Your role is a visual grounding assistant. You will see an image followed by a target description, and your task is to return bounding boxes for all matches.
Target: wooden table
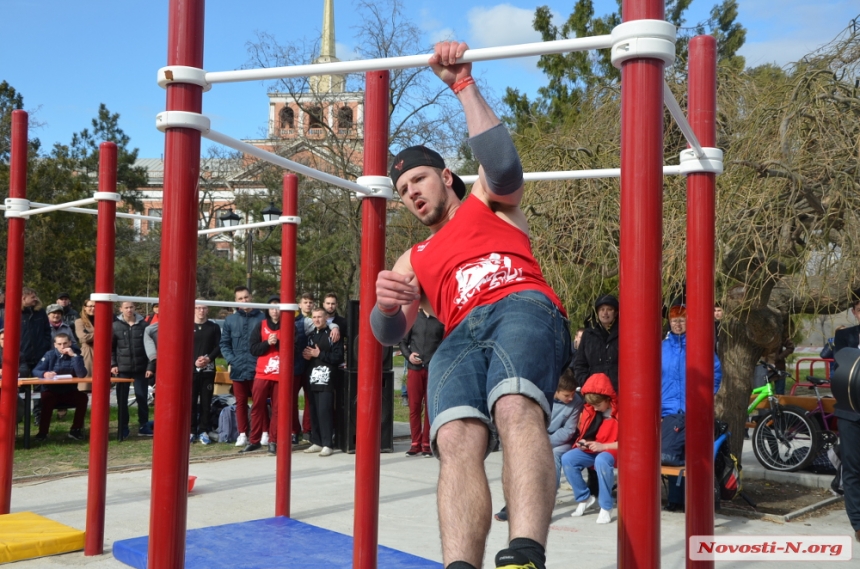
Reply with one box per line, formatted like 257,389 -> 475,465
1,377 -> 132,449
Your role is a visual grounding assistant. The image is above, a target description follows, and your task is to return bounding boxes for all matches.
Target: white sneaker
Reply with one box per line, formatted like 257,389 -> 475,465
304,444 -> 323,454
596,508 -> 612,524
319,446 -> 333,457
261,432 -> 269,445
571,495 -> 597,517
235,433 -> 248,447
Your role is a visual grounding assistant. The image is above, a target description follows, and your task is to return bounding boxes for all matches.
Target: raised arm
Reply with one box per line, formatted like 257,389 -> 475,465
429,41 -> 525,209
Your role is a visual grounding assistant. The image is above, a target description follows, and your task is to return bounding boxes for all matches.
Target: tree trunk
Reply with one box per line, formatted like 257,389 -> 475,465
715,307 -> 782,465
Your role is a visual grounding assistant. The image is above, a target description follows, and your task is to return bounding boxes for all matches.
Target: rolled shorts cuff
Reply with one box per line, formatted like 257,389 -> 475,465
429,405 -> 493,459
487,376 -> 552,426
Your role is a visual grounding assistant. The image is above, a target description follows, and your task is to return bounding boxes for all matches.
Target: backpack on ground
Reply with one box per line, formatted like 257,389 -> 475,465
714,420 -> 742,501
661,412 -> 686,466
209,394 -> 236,433
217,404 -> 238,443
828,443 -> 843,495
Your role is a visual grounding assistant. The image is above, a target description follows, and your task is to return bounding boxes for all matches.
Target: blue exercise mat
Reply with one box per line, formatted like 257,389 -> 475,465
113,516 -> 442,569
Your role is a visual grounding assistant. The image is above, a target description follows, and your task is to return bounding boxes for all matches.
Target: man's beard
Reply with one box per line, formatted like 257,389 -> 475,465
418,196 -> 448,227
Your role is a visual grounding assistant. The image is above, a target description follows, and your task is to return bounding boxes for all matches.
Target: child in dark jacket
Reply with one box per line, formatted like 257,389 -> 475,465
32,332 -> 89,441
561,372 -> 618,524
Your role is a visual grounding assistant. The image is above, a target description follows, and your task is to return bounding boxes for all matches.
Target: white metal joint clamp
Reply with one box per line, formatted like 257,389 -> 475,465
611,20 -> 676,68
279,216 -> 301,225
679,148 -> 724,175
157,66 -> 212,92
156,111 -> 212,134
94,192 -> 121,202
4,197 -> 30,218
278,303 -> 300,312
356,175 -> 395,200
90,293 -> 119,302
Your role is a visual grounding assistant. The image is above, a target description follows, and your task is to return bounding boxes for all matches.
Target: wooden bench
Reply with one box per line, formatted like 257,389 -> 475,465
661,465 -> 685,477
213,371 -> 232,395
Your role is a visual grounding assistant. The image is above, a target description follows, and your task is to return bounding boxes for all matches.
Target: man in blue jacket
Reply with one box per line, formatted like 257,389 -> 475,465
660,305 -> 722,511
220,286 -> 265,447
32,333 -> 89,441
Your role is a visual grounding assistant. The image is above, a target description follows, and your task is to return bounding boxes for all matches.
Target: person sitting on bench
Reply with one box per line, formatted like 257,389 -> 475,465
32,332 -> 89,441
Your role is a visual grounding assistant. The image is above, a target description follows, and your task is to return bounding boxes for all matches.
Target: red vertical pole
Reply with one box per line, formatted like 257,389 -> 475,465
353,70 -> 390,569
618,1 -> 665,568
685,35 -> 717,569
275,173 -> 298,517
0,110 -> 28,514
147,0 -> 205,567
85,143 -> 118,555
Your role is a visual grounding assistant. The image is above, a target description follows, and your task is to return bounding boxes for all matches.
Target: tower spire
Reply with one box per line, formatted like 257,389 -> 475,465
311,0 -> 345,93
320,0 -> 336,59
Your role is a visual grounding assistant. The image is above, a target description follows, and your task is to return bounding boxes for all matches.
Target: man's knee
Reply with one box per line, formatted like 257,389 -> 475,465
494,393 -> 543,425
436,418 -> 488,458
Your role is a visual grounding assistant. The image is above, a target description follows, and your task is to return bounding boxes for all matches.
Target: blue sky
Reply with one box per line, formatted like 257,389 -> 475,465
2,0 -> 857,159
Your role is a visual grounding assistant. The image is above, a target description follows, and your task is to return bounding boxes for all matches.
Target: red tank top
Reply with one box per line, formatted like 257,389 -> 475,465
410,196 -> 565,334
254,319 -> 280,381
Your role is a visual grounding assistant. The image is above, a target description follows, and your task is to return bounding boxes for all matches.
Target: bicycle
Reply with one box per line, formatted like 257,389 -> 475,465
748,361 -> 820,472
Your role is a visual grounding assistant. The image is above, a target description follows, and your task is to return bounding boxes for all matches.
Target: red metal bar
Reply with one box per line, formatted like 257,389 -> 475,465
84,143 -> 118,555
353,70 -> 390,569
147,0 -> 205,567
0,110 -> 28,514
618,1 -> 665,568
275,173 -> 298,517
792,358 -> 832,395
685,34 -> 717,569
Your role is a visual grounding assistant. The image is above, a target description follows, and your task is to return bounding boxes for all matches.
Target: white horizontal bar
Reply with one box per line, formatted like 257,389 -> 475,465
198,218 -> 281,236
206,36 -> 613,84
110,294 -> 298,312
663,82 -> 704,158
17,197 -> 98,217
29,202 -> 163,222
203,129 -> 371,195
458,165 -> 684,184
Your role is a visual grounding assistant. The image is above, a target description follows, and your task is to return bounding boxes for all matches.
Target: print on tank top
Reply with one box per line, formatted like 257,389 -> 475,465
455,252 -> 524,307
263,355 -> 280,375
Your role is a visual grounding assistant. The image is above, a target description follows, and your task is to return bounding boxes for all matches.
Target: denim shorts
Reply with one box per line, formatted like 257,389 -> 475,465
427,290 -> 571,456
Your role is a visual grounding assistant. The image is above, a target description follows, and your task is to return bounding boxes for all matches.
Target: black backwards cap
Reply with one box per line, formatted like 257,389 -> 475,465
389,145 -> 466,200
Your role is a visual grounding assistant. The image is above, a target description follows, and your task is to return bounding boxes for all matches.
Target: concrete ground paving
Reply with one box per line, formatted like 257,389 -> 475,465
8,430 -> 857,568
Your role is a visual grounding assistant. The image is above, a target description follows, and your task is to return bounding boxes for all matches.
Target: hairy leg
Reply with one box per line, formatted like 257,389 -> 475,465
437,418 -> 491,567
495,394 -> 555,545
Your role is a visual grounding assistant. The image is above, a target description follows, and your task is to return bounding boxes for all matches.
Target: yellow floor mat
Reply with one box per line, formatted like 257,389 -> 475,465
0,512 -> 85,563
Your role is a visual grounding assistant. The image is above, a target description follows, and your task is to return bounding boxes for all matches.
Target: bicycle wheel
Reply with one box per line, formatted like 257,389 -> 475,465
752,405 -> 820,472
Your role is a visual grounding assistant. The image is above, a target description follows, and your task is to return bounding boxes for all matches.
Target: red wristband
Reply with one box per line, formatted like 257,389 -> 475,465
451,76 -> 475,95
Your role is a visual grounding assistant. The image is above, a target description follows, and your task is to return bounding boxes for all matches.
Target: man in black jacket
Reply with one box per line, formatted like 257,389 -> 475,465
302,307 -> 344,456
19,287 -> 52,378
190,304 -> 221,445
573,294 -> 619,392
833,293 -> 860,543
399,309 -> 444,456
111,301 -> 150,438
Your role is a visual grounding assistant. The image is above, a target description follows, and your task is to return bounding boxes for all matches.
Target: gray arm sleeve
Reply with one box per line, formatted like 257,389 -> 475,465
370,305 -> 408,347
468,123 -> 524,195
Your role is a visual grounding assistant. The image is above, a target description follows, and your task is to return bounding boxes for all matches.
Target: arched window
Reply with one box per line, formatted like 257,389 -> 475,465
337,107 -> 353,131
279,107 -> 294,129
307,106 -> 324,130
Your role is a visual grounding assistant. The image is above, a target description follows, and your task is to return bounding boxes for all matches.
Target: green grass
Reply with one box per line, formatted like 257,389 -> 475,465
14,383 -> 413,480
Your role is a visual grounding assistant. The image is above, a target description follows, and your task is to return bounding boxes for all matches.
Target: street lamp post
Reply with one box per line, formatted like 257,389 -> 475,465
219,203 -> 282,292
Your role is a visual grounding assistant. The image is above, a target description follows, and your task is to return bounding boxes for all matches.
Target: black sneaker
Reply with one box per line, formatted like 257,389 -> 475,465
291,434 -> 300,445
495,548 -> 539,569
268,443 -> 277,455
68,429 -> 85,441
239,443 -> 262,453
34,433 -> 48,442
